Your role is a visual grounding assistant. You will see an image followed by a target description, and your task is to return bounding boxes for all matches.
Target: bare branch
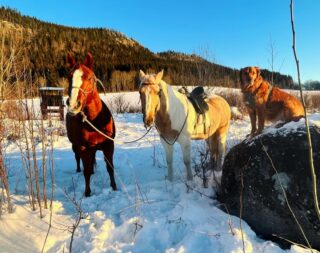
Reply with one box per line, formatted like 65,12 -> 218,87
290,0 -> 320,223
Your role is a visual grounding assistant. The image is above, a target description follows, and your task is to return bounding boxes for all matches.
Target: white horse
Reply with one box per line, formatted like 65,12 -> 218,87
139,70 -> 231,181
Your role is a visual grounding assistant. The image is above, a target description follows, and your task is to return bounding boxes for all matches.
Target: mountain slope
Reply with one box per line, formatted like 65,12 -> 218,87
0,7 -> 295,92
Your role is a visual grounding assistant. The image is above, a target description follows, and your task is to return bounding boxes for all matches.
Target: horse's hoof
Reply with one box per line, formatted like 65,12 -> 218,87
76,169 -> 81,173
111,183 -> 117,191
84,190 -> 91,197
166,175 -> 173,182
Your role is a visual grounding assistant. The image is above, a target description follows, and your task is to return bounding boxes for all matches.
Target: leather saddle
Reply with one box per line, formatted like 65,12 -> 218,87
181,86 -> 209,114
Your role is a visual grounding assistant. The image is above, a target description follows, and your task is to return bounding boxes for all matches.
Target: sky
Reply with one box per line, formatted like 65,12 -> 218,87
1,0 -> 320,83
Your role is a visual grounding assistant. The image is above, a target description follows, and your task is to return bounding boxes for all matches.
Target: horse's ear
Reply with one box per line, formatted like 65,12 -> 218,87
66,54 -> 76,69
155,69 -> 164,84
84,52 -> 94,69
139,70 -> 146,80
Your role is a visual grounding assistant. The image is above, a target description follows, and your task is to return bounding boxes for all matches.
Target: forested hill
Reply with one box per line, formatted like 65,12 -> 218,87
0,7 -> 296,92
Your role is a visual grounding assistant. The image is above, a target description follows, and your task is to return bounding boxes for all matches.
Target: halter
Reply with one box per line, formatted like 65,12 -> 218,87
140,81 -> 189,146
140,81 -> 162,97
68,74 -> 97,112
71,75 -> 96,96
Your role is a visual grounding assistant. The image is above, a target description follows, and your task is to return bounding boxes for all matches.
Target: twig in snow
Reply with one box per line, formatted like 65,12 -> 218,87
272,234 -> 319,253
190,229 -> 220,238
41,131 -> 55,253
239,170 -> 245,253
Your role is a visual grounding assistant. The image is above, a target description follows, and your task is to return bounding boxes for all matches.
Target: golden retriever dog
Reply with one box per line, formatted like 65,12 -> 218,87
239,66 -> 304,136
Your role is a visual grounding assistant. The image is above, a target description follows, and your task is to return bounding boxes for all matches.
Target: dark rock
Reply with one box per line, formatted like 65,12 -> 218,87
218,123 -> 320,250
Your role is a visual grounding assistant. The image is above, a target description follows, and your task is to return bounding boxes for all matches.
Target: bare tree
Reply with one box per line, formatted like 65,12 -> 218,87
0,21 -> 31,214
267,36 -> 285,86
267,36 -> 277,85
290,0 -> 320,222
193,45 -> 216,86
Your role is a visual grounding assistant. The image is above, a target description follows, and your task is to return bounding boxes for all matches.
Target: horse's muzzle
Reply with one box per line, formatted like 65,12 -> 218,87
143,116 -> 154,129
67,100 -> 82,116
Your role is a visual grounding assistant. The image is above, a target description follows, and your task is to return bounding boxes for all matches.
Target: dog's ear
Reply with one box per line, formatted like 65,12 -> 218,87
255,66 -> 261,77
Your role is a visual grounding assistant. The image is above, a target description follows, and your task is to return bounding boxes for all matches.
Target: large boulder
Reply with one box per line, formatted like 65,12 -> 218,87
218,123 -> 320,250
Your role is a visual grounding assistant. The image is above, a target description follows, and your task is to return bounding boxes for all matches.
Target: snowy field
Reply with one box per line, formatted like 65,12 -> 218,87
0,90 -> 319,253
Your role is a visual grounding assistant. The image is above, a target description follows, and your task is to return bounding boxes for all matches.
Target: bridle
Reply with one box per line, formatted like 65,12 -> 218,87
140,81 -> 162,118
140,81 -> 189,146
68,73 -> 97,111
71,75 -> 96,96
140,81 -> 162,96
70,78 -> 154,145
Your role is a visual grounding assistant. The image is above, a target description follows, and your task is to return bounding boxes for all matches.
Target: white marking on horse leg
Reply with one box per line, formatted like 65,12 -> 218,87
180,139 -> 192,181
216,134 -> 227,172
161,139 -> 173,181
69,69 -> 83,110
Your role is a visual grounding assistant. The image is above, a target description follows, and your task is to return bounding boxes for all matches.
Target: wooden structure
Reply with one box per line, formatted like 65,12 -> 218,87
39,87 -> 65,120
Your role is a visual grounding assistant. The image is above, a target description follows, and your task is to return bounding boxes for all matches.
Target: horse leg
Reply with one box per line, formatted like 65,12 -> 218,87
91,151 -> 96,175
179,138 -> 192,181
72,144 -> 81,173
81,150 -> 94,197
161,139 -> 174,181
216,132 -> 227,172
206,135 -> 219,170
103,143 -> 117,191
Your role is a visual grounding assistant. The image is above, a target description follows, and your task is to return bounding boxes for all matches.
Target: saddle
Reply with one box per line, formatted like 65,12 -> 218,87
180,86 -> 209,134
185,86 -> 209,115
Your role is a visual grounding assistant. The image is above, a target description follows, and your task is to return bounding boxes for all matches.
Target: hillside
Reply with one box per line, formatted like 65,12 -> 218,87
0,7 -> 295,92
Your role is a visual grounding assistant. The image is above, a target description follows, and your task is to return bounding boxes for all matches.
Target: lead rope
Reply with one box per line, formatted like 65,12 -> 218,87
79,111 -> 153,144
78,78 -> 153,144
155,97 -> 190,146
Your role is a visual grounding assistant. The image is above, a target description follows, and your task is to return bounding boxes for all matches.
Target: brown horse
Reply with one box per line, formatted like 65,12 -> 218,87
66,52 -> 117,197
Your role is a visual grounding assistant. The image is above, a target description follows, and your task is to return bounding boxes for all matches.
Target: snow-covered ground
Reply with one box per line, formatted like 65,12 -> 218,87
0,91 -> 319,253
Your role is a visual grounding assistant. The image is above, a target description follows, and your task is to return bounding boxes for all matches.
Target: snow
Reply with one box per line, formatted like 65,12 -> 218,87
0,92 -> 319,253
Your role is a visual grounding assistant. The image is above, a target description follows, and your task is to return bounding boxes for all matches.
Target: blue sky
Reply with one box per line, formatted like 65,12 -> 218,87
1,0 -> 320,83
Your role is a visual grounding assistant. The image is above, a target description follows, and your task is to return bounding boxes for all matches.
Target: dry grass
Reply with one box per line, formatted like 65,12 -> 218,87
303,92 -> 320,113
0,100 -> 28,120
213,88 -> 247,116
214,88 -> 320,116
